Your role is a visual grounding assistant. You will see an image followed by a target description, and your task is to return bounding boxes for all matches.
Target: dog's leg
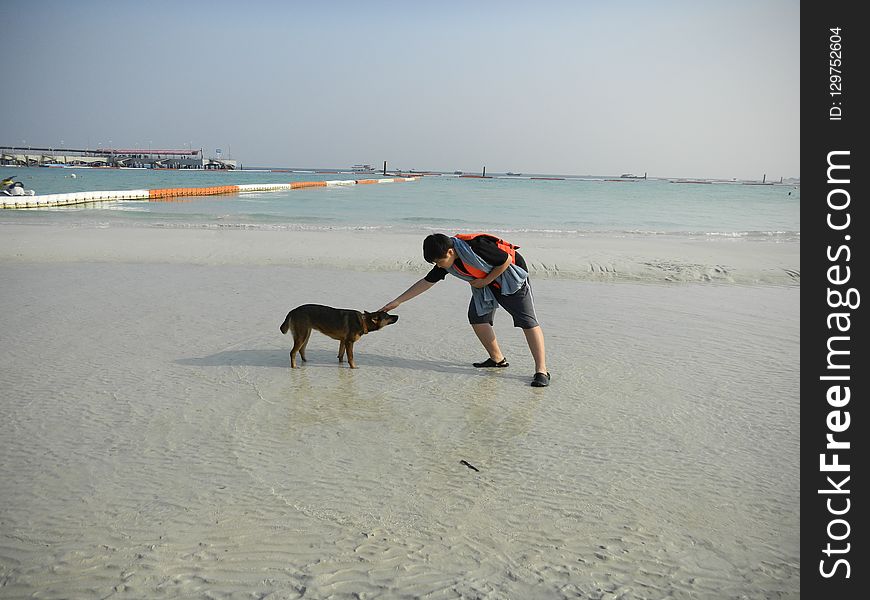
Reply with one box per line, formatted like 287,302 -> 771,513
346,340 -> 356,369
289,340 -> 300,368
337,340 -> 346,363
299,329 -> 311,362
290,329 -> 308,368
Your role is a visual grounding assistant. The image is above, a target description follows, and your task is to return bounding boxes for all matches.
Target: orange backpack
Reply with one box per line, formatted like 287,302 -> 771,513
452,233 -> 520,285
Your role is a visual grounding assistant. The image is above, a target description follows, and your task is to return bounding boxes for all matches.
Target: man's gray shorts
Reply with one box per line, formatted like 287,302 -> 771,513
467,280 -> 540,329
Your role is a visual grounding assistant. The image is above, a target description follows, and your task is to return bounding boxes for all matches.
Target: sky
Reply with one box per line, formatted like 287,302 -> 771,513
2,0 -> 800,180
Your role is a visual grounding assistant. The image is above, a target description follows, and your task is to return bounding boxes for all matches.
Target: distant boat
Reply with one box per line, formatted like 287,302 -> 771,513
505,172 -> 522,176
620,173 -> 641,178
351,164 -> 374,173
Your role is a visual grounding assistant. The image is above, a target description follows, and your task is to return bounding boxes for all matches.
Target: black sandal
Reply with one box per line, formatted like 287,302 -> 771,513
473,357 -> 509,368
531,372 -> 551,387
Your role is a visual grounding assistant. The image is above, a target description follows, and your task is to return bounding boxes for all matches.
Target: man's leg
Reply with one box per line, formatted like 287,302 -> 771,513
522,325 -> 547,374
472,323 -> 506,362
495,281 -> 548,378
469,298 -> 505,364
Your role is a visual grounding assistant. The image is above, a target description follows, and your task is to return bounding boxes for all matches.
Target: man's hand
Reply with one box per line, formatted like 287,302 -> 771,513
469,279 -> 491,289
378,278 -> 435,312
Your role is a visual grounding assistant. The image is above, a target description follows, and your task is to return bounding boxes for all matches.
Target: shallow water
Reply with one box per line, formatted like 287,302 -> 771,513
0,262 -> 799,598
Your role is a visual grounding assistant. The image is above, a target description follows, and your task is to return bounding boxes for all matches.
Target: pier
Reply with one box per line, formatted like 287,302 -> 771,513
0,146 -> 237,170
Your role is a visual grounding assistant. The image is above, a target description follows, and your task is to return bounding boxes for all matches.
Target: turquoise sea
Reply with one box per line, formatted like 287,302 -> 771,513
2,167 -> 800,241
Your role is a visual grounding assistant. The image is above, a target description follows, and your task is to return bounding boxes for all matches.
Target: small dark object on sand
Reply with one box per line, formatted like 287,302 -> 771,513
460,460 -> 480,472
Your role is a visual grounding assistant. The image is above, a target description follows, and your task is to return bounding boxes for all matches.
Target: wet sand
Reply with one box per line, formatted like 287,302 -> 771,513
0,225 -> 799,598
0,223 -> 800,285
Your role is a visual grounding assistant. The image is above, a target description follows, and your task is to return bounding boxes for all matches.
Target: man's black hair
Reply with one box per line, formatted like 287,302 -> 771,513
423,233 -> 453,263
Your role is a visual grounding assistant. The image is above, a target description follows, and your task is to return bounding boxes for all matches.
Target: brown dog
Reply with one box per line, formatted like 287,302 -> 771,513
279,304 -> 399,368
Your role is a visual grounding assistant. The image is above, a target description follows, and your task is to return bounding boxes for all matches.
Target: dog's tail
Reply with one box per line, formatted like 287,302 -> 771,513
279,311 -> 292,335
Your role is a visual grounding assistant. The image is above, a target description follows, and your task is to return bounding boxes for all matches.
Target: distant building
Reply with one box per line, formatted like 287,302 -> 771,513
0,145 -> 237,169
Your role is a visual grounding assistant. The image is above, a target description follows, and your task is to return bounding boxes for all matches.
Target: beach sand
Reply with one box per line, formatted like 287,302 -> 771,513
0,224 -> 800,285
0,225 -> 799,598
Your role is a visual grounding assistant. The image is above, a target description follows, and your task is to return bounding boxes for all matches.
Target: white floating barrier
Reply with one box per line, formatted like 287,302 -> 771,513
2,176 -> 419,209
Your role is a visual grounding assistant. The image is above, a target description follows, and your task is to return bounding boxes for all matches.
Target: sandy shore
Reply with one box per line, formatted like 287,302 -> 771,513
0,224 -> 799,598
0,223 -> 799,285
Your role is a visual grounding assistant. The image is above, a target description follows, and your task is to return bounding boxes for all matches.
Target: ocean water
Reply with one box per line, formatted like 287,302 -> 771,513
3,167 -> 800,240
